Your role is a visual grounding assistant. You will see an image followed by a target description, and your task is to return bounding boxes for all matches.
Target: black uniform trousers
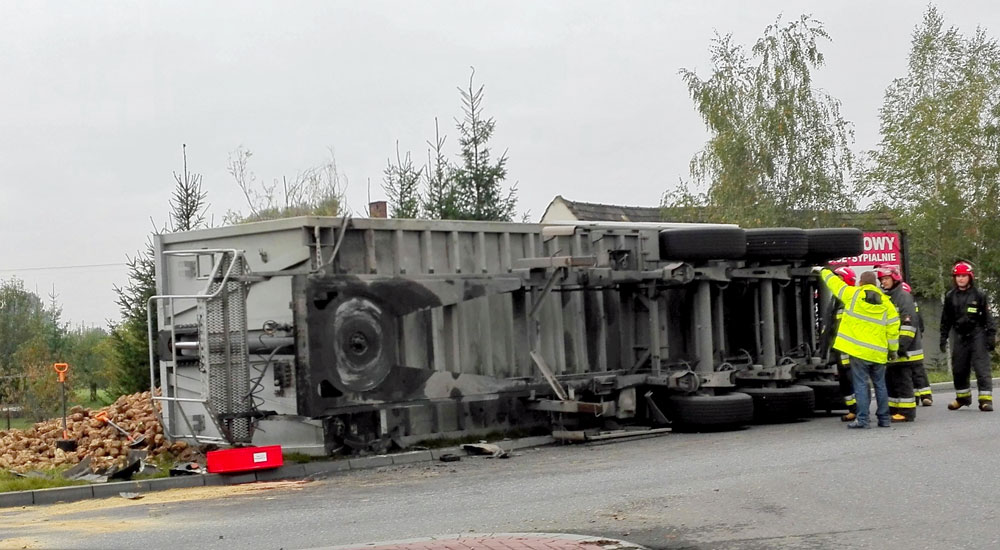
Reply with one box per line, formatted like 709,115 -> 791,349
910,360 -> 932,402
837,356 -> 856,413
951,330 -> 993,404
886,362 -> 916,419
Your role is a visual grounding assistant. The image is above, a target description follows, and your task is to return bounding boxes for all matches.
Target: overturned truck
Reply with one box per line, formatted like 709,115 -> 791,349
148,217 -> 862,454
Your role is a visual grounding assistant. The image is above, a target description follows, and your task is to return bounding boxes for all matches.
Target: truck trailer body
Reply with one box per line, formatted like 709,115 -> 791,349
149,216 -> 862,454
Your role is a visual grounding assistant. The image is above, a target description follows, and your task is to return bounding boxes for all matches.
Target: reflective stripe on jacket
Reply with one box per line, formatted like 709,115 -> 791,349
821,268 -> 900,364
834,309 -> 850,365
886,283 -> 924,363
941,285 -> 997,343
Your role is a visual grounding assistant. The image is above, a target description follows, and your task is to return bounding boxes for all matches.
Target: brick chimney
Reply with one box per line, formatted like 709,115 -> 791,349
369,201 -> 388,218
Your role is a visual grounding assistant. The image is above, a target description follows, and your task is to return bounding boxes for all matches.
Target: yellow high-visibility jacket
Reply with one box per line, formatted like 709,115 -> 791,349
834,305 -> 849,366
820,268 -> 900,364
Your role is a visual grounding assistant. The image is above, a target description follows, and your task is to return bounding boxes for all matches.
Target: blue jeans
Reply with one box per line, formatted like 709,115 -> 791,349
850,356 -> 889,426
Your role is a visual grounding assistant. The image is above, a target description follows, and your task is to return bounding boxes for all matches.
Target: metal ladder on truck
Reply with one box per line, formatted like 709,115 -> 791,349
147,249 -> 255,446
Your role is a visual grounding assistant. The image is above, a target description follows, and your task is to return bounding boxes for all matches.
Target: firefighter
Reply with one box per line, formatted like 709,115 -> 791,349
817,268 -> 900,429
877,266 -> 921,421
831,267 -> 858,421
901,281 -> 933,405
940,261 -> 996,411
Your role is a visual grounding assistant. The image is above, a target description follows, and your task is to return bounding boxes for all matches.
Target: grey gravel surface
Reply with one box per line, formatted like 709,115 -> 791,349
1,388 -> 997,550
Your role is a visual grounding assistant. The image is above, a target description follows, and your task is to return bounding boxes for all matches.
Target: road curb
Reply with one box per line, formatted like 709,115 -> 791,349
0,435 -> 555,509
3,380 -> 995,509
318,532 -> 648,549
928,377 -> 1000,394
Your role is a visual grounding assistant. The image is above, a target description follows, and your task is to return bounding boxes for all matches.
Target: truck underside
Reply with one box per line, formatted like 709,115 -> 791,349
149,217 -> 861,455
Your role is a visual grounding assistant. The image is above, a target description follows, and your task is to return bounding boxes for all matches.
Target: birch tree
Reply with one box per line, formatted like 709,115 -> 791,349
665,15 -> 856,227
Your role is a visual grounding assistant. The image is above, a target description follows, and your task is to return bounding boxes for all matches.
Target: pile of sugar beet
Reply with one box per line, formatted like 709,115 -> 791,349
0,391 -> 198,476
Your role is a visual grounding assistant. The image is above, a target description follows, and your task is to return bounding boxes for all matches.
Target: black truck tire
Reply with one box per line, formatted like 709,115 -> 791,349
740,385 -> 816,423
744,228 -> 809,260
800,379 -> 845,414
658,226 -> 747,261
805,228 -> 864,262
665,392 -> 754,431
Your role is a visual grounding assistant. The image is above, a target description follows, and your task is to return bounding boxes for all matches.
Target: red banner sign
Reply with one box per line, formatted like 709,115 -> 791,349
828,231 -> 903,277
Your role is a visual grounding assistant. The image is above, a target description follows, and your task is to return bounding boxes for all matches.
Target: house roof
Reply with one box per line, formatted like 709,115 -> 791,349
542,195 -> 899,231
541,195 -> 662,223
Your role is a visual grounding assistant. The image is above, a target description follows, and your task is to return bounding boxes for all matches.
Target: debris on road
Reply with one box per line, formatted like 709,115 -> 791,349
169,461 -> 206,476
461,443 -> 509,458
552,427 -> 671,443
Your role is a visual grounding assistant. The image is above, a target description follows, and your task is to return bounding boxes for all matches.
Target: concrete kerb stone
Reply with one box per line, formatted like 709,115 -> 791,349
424,436 -> 558,461
222,472 -> 258,485
32,484 -> 94,505
930,381 -> 953,393
203,474 -> 227,487
429,448 -> 454,460
501,435 -> 556,452
91,480 -> 152,499
348,455 -> 393,470
320,532 -> 649,550
256,463 -> 306,481
391,450 -> 433,465
146,475 -> 207,491
0,434 -> 561,508
303,459 -> 350,477
928,378 -> 1000,394
0,489 -> 33,507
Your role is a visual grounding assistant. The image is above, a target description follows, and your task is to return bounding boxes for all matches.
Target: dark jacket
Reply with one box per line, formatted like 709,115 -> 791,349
886,283 -> 922,359
940,284 -> 996,348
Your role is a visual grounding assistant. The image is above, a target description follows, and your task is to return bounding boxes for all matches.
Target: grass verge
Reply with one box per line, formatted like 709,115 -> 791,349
0,417 -> 34,431
0,468 -> 88,493
925,364 -> 1000,384
283,452 -> 323,464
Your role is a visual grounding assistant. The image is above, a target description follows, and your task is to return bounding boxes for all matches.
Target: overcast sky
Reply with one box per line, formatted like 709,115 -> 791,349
1,1 -> 997,327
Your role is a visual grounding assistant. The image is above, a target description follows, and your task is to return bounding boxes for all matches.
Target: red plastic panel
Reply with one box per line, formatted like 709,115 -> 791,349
206,445 -> 284,474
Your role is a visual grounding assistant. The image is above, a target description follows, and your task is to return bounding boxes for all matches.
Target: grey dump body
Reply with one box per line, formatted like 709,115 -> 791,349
150,216 -> 850,454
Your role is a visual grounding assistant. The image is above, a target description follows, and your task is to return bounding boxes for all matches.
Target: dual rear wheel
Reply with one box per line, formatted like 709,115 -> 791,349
664,385 -> 816,430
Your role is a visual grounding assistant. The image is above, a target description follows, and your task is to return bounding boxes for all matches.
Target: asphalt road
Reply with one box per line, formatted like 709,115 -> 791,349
2,388 -> 998,550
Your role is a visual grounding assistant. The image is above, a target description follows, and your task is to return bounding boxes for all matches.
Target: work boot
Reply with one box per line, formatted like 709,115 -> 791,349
948,400 -> 970,410
890,413 -> 912,422
841,412 -> 856,422
921,397 -> 933,407
980,402 -> 994,412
